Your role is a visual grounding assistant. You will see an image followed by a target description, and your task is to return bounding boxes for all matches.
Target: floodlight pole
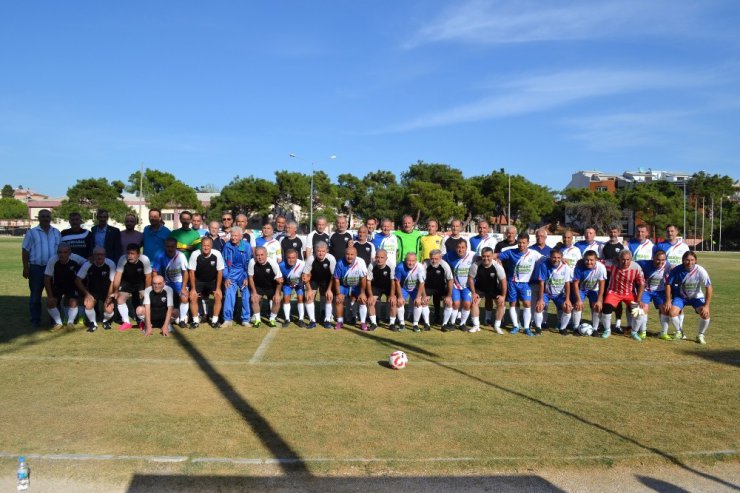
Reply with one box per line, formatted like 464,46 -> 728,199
310,163 -> 314,233
682,182 -> 686,241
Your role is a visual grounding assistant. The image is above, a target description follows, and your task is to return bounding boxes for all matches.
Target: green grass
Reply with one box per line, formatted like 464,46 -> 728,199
0,237 -> 738,485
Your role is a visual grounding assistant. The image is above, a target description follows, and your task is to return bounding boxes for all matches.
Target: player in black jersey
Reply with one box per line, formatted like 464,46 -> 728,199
61,212 -> 94,259
305,216 -> 330,259
136,275 -> 175,336
421,249 -> 453,328
248,246 -> 283,327
280,220 -> 304,260
329,215 -> 353,260
366,249 -> 396,331
112,244 -> 153,331
468,247 -> 507,334
188,236 -> 225,329
302,241 -> 336,328
75,247 -> 117,331
353,225 -> 376,267
44,242 -> 86,330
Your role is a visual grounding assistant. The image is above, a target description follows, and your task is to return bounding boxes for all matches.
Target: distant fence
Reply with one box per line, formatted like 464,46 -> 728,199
0,219 -> 31,236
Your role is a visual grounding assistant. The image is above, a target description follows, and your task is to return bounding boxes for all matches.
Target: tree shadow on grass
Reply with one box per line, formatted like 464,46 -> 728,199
347,328 -> 740,492
681,349 -> 740,368
635,475 -> 692,493
0,295 -> 53,344
127,473 -> 566,492
171,330 -> 309,475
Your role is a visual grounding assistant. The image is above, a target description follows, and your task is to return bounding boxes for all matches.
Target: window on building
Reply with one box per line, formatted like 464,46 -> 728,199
162,213 -> 174,222
595,186 -> 608,192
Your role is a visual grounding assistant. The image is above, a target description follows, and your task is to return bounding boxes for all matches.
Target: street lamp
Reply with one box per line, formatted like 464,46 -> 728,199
289,153 -> 336,231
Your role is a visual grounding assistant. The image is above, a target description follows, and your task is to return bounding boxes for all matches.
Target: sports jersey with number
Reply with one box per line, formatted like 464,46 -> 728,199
333,257 -> 368,287
668,264 -> 711,300
637,260 -> 671,293
497,248 -> 543,283
372,234 -> 399,268
628,239 -> 655,262
654,240 -> 691,267
536,260 -> 573,297
395,262 -> 426,292
561,245 -> 582,268
572,260 -> 607,293
279,259 -> 305,288
153,251 -> 189,284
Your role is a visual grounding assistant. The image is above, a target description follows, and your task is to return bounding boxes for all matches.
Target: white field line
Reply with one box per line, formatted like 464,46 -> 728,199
0,450 -> 735,465
0,354 -> 736,368
249,327 -> 280,364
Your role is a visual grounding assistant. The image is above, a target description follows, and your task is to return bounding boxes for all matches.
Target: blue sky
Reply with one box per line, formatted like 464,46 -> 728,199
1,0 -> 739,197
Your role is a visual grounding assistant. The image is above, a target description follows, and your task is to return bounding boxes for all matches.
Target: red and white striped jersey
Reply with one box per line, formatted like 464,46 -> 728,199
606,262 -> 644,296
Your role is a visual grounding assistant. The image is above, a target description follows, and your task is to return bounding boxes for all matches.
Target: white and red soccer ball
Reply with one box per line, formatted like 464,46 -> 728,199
389,350 -> 408,369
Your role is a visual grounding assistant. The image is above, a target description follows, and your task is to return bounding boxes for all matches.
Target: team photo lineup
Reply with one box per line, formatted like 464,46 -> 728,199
22,207 -> 712,344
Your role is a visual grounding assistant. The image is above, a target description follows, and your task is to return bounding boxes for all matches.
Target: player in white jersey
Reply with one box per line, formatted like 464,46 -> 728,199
665,251 -> 712,344
255,223 -> 282,263
443,238 -> 477,331
560,230 -> 582,269
654,224 -> 691,267
636,250 -> 671,341
372,219 -> 400,268
628,224 -> 655,262
534,249 -> 573,336
469,220 -> 497,260
278,249 -> 306,327
394,252 -> 427,332
571,250 -> 607,334
496,233 -> 543,336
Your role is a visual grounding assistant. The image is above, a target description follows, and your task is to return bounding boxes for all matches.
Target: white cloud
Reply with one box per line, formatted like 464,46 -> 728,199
404,0 -> 703,48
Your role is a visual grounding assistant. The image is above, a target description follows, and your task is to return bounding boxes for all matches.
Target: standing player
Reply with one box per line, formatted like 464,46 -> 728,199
469,220 -> 497,259
142,208 -> 171,261
367,249 -> 396,331
75,247 -> 117,331
496,233 -> 543,336
191,213 -> 208,237
206,221 -> 226,252
443,239 -> 477,332
395,215 -> 423,264
188,236 -> 224,329
560,230 -> 583,269
219,212 -> 234,242
394,252 -> 427,332
534,249 -> 573,336
256,223 -> 282,263
665,251 -> 712,344
280,220 -> 304,261
636,250 -> 671,341
112,244 -> 152,331
329,215 -> 353,260
221,226 -> 253,327
235,214 -> 255,246
248,246 -> 283,328
441,219 -> 470,256
332,246 -> 369,330
419,219 -> 443,262
152,237 -> 190,328
365,217 -> 379,240
494,226 -> 518,254
274,215 -> 287,242
468,247 -> 507,334
372,219 -> 400,268
136,275 -> 175,336
278,249 -> 306,327
305,216 -> 330,259
654,224 -> 691,267
571,250 -> 607,335
170,210 -> 201,260
628,224 -> 654,262
575,227 -> 602,256
600,250 -> 645,339
530,228 -> 551,256
302,242 -> 336,328
354,225 -> 376,267
44,243 -> 86,330
61,212 -> 94,259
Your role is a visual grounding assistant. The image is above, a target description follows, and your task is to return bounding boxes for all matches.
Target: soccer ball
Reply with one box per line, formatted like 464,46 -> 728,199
578,323 -> 594,336
389,350 -> 408,369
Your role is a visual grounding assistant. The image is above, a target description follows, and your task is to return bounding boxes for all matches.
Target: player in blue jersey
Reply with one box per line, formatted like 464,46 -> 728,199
665,251 -> 712,344
534,249 -> 573,336
571,250 -> 607,334
636,249 -> 671,341
394,252 -> 427,332
628,224 -> 654,262
278,249 -> 306,327
574,227 -> 602,256
496,233 -> 543,336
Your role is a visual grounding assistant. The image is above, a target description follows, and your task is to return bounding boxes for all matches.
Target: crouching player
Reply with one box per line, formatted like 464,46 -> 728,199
153,237 -> 190,328
600,250 -> 645,339
136,275 -> 175,336
112,243 -> 152,331
534,249 -> 573,336
468,247 -> 507,334
571,250 -> 607,335
188,236 -> 225,329
422,250 -> 453,329
44,242 -> 87,330
248,246 -> 283,328
75,247 -> 117,331
333,246 -> 369,330
443,239 -> 477,332
636,250 -> 671,341
367,249 -> 396,331
302,242 -> 335,329
279,249 -> 306,327
394,252 -> 427,332
665,251 -> 712,344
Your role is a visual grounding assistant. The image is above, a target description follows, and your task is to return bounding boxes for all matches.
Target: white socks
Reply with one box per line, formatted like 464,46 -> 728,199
697,318 -> 710,335
396,305 -> 405,325
85,308 -> 97,325
359,304 -> 368,323
117,303 -> 129,323
48,307 -> 63,325
509,306 -> 520,328
305,302 -> 316,322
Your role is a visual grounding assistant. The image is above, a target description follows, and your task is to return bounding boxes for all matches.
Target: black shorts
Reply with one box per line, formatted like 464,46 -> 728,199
476,288 -> 502,298
255,285 -> 277,298
53,285 -> 79,300
310,280 -> 331,293
151,317 -> 167,329
372,286 -> 392,298
120,281 -> 145,296
425,287 -> 444,297
195,280 -> 217,296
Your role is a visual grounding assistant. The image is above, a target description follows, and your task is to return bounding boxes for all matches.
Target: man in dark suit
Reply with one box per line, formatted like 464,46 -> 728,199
91,209 -> 122,262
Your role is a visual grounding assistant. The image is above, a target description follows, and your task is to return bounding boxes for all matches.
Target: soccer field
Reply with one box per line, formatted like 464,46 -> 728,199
0,237 -> 738,491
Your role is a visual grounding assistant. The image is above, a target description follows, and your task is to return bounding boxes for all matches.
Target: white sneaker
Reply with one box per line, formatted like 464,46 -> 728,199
470,325 -> 480,333
697,334 -> 706,345
494,326 -> 504,335
221,320 -> 234,328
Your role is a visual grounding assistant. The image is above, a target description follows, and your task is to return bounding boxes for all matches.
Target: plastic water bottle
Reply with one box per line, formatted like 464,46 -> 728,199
16,456 -> 29,491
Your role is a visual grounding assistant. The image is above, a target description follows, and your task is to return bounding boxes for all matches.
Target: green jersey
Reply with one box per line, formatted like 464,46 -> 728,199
170,228 -> 202,260
394,230 -> 422,264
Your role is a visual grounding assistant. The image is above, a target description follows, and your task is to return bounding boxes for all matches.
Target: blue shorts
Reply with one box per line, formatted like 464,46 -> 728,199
451,287 -> 473,303
541,293 -> 567,309
401,287 -> 420,301
578,290 -> 599,305
671,296 -> 706,310
641,290 -> 666,308
166,281 -> 182,296
507,281 -> 532,303
282,284 -> 305,296
339,285 -> 362,297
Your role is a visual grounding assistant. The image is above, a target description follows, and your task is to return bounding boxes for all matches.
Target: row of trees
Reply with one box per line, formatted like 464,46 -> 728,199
3,163 -> 737,248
